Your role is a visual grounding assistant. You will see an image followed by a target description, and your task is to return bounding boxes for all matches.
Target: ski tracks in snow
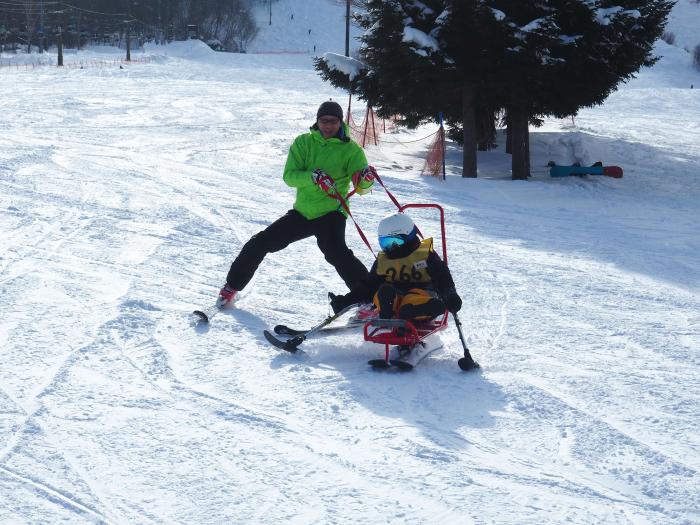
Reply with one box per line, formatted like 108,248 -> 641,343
2,50 -> 699,524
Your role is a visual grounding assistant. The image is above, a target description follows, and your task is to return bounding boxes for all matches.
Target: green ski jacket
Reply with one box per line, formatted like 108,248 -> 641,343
283,123 -> 372,220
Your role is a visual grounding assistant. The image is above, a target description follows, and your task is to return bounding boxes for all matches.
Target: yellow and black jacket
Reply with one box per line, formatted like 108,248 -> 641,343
340,237 -> 457,305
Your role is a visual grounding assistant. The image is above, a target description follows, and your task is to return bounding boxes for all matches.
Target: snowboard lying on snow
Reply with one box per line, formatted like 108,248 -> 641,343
548,161 -> 623,178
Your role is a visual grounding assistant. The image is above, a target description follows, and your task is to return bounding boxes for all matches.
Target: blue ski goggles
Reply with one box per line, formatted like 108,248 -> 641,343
378,235 -> 406,251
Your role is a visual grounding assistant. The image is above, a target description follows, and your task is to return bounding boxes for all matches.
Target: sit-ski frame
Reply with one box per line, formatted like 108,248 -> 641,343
362,203 -> 450,364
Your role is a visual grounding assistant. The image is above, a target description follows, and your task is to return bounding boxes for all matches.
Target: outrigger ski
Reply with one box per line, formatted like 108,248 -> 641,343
273,317 -> 368,336
263,303 -> 362,352
274,303 -> 374,336
263,330 -> 302,353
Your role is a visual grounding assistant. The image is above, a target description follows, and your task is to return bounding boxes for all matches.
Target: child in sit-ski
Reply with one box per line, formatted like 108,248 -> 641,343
329,212 -> 462,322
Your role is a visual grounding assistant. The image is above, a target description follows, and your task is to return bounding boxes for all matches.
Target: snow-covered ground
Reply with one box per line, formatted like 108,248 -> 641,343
1,7 -> 700,525
665,0 -> 700,52
248,0 -> 364,55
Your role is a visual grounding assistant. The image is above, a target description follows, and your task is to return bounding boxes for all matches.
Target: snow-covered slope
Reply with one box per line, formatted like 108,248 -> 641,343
248,0 -> 364,55
1,3 -> 699,524
665,0 -> 700,52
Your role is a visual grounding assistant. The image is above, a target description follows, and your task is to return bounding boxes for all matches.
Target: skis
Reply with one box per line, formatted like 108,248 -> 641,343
273,318 -> 366,337
263,330 -> 303,352
548,162 -> 623,178
192,297 -> 228,324
262,305 -> 480,373
262,303 -> 362,352
368,336 -> 444,371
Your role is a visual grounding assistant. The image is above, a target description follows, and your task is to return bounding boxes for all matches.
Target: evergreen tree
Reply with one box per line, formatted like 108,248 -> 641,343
486,0 -> 673,178
316,0 -> 672,180
317,0 -> 496,177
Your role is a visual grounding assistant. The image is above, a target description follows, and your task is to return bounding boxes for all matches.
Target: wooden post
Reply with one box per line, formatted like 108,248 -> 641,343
345,0 -> 350,57
57,26 -> 63,66
126,24 -> 131,61
361,106 -> 370,148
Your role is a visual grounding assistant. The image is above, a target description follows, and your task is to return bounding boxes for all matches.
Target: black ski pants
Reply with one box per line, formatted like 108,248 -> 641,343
226,209 -> 369,292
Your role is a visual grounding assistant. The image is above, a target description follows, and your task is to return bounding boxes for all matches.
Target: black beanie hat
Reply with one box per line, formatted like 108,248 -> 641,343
317,100 -> 343,121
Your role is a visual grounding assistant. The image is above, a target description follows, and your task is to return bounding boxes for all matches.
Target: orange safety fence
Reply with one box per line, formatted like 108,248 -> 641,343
420,125 -> 446,179
346,100 -> 446,179
347,105 -> 402,148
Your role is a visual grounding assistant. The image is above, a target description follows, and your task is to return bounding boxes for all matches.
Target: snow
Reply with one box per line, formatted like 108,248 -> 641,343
665,0 -> 700,51
322,52 -> 365,80
520,18 -> 547,33
1,1 -> 700,523
594,7 -> 640,25
402,26 -> 440,53
247,0 -> 364,55
408,1 -> 434,15
596,6 -> 625,25
435,8 -> 451,25
490,8 -> 507,22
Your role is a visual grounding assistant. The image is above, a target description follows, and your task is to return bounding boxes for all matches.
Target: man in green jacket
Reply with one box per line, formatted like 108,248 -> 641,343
219,100 -> 376,304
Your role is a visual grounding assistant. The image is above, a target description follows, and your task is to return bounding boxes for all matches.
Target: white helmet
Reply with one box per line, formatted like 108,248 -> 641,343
377,213 -> 418,251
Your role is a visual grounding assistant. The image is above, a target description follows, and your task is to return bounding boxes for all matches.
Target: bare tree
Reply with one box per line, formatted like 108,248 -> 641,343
23,0 -> 40,53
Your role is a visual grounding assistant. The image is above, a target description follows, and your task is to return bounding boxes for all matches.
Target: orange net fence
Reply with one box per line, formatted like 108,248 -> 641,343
346,100 -> 446,179
420,125 -> 446,179
348,106 -> 378,147
346,102 -> 403,148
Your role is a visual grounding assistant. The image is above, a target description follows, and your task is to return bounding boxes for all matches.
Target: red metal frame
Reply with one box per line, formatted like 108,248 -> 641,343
363,202 -> 450,362
398,203 -> 447,264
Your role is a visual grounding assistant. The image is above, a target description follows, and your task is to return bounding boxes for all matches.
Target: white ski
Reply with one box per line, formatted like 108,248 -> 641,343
370,334 -> 443,370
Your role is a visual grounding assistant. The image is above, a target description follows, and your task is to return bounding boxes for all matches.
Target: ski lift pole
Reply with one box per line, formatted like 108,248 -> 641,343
452,312 -> 480,371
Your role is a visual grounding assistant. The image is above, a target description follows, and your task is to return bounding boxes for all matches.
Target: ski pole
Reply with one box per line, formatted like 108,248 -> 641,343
319,177 -> 376,257
370,170 -> 403,211
452,312 -> 480,371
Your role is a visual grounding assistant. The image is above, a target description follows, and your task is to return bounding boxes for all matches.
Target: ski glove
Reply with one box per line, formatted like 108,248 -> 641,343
352,165 -> 376,195
328,292 -> 350,315
361,165 -> 377,181
442,289 -> 462,314
312,169 -> 334,193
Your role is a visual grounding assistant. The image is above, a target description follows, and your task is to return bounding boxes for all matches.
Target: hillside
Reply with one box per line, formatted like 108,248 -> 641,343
248,0 -> 364,54
0,2 -> 699,524
665,0 -> 700,52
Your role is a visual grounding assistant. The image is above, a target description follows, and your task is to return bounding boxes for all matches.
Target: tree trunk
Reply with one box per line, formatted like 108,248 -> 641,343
526,123 -> 531,176
505,112 -> 512,154
461,80 -> 477,178
57,29 -> 63,66
476,106 -> 497,151
510,106 -> 530,180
